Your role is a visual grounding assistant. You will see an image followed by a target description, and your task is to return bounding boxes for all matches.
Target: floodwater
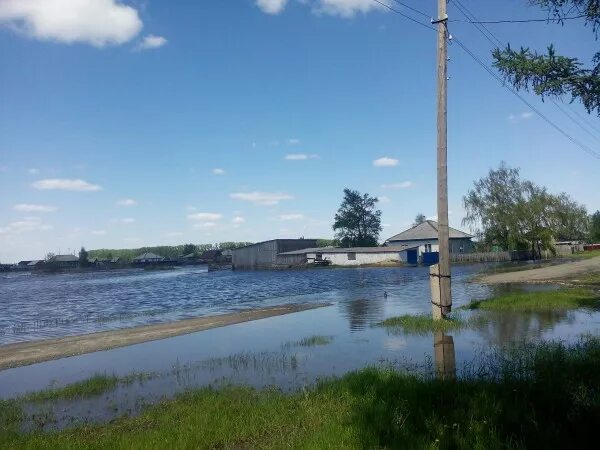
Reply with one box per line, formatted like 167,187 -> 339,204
1,264 -> 599,431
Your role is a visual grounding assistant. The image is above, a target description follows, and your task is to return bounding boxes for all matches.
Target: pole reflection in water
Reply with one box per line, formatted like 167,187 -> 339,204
433,332 -> 456,380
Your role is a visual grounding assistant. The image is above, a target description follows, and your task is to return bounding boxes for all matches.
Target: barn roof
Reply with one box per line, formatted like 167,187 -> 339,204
386,220 -> 472,242
133,252 -> 164,260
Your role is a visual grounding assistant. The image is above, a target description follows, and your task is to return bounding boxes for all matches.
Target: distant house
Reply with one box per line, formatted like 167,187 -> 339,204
200,249 -> 223,263
27,260 -> 43,269
221,249 -> 233,263
47,254 -> 79,269
133,252 -> 164,264
279,246 -> 419,267
385,220 -> 474,261
232,239 -> 319,269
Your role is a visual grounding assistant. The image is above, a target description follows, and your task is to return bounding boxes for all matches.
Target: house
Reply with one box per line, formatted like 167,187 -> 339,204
27,260 -> 43,269
132,252 -> 164,264
385,220 -> 474,263
232,239 -> 318,269
279,246 -> 419,266
221,249 -> 233,263
199,249 -> 223,263
47,254 -> 79,269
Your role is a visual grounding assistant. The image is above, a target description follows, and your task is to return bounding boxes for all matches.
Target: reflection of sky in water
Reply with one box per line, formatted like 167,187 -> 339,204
1,263 -> 599,430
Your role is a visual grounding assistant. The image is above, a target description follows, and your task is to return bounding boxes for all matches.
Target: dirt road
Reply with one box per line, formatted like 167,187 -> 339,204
0,303 -> 329,370
477,256 -> 600,284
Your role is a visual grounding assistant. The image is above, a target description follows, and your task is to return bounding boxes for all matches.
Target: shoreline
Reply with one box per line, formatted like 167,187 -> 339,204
0,303 -> 330,370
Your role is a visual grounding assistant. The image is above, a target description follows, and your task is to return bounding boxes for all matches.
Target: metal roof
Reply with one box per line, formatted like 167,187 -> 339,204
50,254 -> 79,262
279,245 -> 418,255
385,220 -> 473,242
133,252 -> 164,260
232,238 -> 318,251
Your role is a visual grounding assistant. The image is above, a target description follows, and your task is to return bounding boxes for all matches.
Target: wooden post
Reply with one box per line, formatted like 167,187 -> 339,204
434,332 -> 456,380
434,0 -> 452,318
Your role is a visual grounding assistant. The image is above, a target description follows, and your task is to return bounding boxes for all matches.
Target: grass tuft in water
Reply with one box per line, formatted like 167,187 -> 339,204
3,337 -> 600,449
283,335 -> 334,349
23,375 -> 120,402
380,314 -> 465,334
464,288 -> 600,311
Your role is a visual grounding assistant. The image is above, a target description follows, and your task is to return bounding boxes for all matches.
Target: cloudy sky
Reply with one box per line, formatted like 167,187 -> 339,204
1,0 -> 599,262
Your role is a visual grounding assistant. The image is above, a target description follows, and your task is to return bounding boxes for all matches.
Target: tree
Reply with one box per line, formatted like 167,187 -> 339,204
181,243 -> 197,256
333,188 -> 382,247
590,210 -> 600,242
463,162 -> 588,255
413,213 -> 427,226
493,1 -> 600,114
78,247 -> 89,268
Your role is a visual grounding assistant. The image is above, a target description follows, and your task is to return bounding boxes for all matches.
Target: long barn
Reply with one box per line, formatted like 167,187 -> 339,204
231,239 -> 318,270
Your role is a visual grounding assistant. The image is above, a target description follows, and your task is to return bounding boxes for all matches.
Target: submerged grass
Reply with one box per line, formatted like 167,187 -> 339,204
464,288 -> 600,311
380,314 -> 466,334
23,375 -> 120,402
2,337 -> 600,449
282,335 -> 334,349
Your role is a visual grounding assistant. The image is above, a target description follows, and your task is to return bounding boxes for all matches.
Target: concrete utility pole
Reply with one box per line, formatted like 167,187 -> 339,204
430,0 -> 452,319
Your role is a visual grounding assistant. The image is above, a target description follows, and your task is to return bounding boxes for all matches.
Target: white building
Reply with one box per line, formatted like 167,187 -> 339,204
278,246 -> 418,266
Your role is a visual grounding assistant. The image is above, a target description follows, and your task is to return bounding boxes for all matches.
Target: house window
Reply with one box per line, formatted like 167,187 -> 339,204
315,253 -> 323,261
347,252 -> 356,261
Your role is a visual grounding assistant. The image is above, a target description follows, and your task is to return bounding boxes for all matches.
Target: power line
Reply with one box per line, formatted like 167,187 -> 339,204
551,98 -> 600,144
388,0 -> 432,20
450,14 -> 587,24
449,1 -> 600,159
371,0 -> 436,31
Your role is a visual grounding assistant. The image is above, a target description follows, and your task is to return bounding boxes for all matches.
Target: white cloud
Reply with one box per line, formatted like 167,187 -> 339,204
32,178 -> 102,191
232,216 -> 245,225
315,0 -> 384,17
373,156 -> 399,167
0,218 -> 52,235
187,212 -> 223,221
286,138 -> 300,145
138,34 -> 167,50
508,111 -> 533,124
256,0 -> 288,15
111,217 -> 135,224
212,168 -> 225,175
279,213 -> 305,221
91,229 -> 106,235
380,181 -> 414,189
285,153 -> 318,161
194,222 -> 217,229
377,196 -> 390,204
230,191 -> 294,206
116,198 -> 137,206
27,168 -> 39,174
13,203 -> 57,213
165,231 -> 183,237
0,0 -> 143,47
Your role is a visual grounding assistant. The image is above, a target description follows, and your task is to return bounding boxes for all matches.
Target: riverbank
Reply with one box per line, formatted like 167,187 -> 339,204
0,303 -> 329,370
3,336 -> 598,449
476,255 -> 600,284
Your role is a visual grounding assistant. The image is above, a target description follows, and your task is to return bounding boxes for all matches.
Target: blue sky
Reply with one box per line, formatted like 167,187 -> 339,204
1,0 -> 599,262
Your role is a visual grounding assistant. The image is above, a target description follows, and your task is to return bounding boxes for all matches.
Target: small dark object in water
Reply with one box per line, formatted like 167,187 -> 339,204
384,291 -> 388,299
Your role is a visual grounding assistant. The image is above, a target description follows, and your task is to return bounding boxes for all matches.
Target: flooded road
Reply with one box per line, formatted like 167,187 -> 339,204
1,264 -> 599,430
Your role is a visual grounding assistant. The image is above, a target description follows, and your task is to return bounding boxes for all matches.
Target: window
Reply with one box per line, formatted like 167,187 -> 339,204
315,253 -> 323,261
347,252 -> 356,261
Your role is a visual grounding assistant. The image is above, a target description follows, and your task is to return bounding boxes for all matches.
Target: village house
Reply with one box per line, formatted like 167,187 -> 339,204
384,220 -> 474,263
132,252 -> 165,264
47,254 -> 79,269
278,246 -> 420,267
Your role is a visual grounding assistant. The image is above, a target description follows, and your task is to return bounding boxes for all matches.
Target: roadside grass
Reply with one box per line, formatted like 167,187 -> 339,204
566,249 -> 600,260
380,314 -> 466,334
464,288 -> 600,311
565,272 -> 600,286
283,335 -> 334,349
2,337 -> 600,449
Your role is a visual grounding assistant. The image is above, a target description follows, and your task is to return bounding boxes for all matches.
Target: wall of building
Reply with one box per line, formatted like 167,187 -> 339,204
312,250 -> 407,266
388,238 -> 473,254
232,239 -> 317,269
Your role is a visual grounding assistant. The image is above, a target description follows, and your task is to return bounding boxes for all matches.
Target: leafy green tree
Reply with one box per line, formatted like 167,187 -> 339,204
463,162 -> 588,255
181,243 -> 197,256
79,247 -> 89,268
493,1 -> 600,114
413,213 -> 427,226
333,189 -> 382,247
590,210 -> 600,241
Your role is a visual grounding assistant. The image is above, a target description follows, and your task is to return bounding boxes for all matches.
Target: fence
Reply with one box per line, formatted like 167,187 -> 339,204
450,250 -> 539,264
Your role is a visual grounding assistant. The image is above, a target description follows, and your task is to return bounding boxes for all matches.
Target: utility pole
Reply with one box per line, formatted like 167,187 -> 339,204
430,0 -> 452,319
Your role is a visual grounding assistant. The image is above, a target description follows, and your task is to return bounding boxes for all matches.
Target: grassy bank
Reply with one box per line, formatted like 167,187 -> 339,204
2,338 -> 600,449
465,288 -> 600,311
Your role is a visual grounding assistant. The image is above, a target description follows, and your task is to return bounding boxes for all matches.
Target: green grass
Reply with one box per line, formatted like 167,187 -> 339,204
2,337 -> 600,449
566,249 -> 600,260
464,288 -> 600,311
283,335 -> 334,348
380,314 -> 466,334
23,375 -> 120,402
567,272 -> 600,286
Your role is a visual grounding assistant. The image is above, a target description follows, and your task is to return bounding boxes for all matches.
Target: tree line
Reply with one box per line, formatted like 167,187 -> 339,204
87,242 -> 254,262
